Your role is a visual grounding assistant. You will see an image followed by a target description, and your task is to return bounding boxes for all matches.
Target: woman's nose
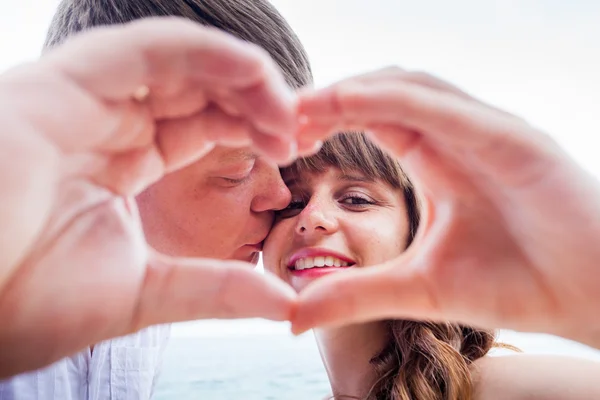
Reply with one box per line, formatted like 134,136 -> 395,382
295,199 -> 338,237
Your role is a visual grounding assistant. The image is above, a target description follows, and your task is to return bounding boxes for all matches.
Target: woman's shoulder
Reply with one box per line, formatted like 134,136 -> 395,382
470,353 -> 600,400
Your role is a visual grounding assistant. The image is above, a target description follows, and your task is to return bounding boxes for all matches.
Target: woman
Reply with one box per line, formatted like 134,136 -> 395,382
263,132 -> 600,399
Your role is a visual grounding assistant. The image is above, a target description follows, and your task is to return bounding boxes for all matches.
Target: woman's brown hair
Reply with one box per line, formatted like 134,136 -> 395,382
285,132 -> 501,400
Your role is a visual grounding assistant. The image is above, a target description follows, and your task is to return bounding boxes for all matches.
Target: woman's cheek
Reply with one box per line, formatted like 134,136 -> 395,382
266,221 -> 298,280
354,217 -> 405,266
262,229 -> 284,276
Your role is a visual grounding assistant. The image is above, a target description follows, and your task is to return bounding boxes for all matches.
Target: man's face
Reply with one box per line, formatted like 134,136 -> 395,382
136,146 -> 291,263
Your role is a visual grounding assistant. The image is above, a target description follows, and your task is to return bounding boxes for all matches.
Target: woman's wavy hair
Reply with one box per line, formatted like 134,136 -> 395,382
285,132 -> 515,400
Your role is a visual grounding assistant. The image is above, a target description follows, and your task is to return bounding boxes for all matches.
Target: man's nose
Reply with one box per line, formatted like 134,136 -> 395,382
250,164 -> 291,213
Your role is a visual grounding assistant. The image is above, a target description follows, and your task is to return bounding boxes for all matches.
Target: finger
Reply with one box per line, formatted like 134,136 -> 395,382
292,261 -> 440,334
88,146 -> 165,195
84,106 -> 296,195
250,130 -> 296,164
297,66 -> 514,133
224,60 -> 298,138
298,70 -> 527,149
300,119 -> 420,160
395,69 -> 524,119
299,80 -> 559,187
42,18 -> 267,101
374,68 -> 474,99
147,83 -> 210,120
296,120 -> 335,154
157,105 -> 294,169
293,67 -> 469,155
298,79 -> 483,135
130,251 -> 298,331
155,106 -> 250,172
41,17 -> 297,149
295,118 -> 372,156
301,67 -> 471,103
0,64 -> 139,154
295,118 -> 418,159
364,124 -> 420,159
0,122 -> 59,289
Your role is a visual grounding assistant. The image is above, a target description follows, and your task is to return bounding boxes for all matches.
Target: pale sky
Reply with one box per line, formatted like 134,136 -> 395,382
2,1 -> 599,354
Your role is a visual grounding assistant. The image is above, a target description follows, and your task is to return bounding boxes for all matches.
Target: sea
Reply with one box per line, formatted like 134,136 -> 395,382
154,332 -> 329,400
153,320 -> 600,400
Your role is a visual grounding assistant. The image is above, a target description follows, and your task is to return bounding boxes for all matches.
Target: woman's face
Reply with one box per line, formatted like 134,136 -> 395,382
263,166 -> 411,292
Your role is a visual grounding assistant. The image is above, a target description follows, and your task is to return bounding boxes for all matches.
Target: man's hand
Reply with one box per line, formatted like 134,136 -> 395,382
292,67 -> 600,348
0,18 -> 297,377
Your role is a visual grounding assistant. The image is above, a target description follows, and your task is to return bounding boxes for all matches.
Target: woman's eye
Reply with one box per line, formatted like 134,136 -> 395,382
340,195 -> 375,207
276,199 -> 306,219
287,199 -> 306,209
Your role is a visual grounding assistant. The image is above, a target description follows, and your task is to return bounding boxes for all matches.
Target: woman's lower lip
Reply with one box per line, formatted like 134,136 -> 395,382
289,266 -> 351,277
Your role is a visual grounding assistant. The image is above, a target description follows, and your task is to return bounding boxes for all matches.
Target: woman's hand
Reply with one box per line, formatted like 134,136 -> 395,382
293,67 -> 600,348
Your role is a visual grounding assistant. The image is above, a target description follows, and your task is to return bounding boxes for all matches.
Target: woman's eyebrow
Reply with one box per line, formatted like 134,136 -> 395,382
337,173 -> 373,183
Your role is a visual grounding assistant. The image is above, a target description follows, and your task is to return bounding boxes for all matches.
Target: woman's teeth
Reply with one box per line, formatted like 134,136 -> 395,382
293,256 -> 351,270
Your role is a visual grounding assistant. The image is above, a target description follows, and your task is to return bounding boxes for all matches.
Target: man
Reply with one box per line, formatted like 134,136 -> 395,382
0,0 -> 311,398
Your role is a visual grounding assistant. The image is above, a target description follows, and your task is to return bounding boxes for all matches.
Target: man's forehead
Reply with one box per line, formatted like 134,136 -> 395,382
212,147 -> 258,164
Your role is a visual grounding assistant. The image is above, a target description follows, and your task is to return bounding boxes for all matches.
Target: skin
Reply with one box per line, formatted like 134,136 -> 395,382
471,354 -> 600,399
0,18 -> 298,377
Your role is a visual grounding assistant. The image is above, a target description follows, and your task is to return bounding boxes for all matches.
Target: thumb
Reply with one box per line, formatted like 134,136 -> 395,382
291,259 -> 440,335
129,250 -> 297,332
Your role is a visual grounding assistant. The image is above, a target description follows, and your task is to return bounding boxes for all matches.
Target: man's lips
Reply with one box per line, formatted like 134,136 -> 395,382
235,241 -> 263,264
245,242 -> 263,251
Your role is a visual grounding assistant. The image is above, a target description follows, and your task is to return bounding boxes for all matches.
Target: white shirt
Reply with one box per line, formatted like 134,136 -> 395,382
0,324 -> 171,400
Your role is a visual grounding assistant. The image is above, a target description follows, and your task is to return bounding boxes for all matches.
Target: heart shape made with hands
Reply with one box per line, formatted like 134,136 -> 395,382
3,17 -> 600,378
289,68 -> 600,348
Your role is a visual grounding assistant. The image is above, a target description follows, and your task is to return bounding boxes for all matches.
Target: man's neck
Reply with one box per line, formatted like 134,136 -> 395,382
314,322 -> 389,399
